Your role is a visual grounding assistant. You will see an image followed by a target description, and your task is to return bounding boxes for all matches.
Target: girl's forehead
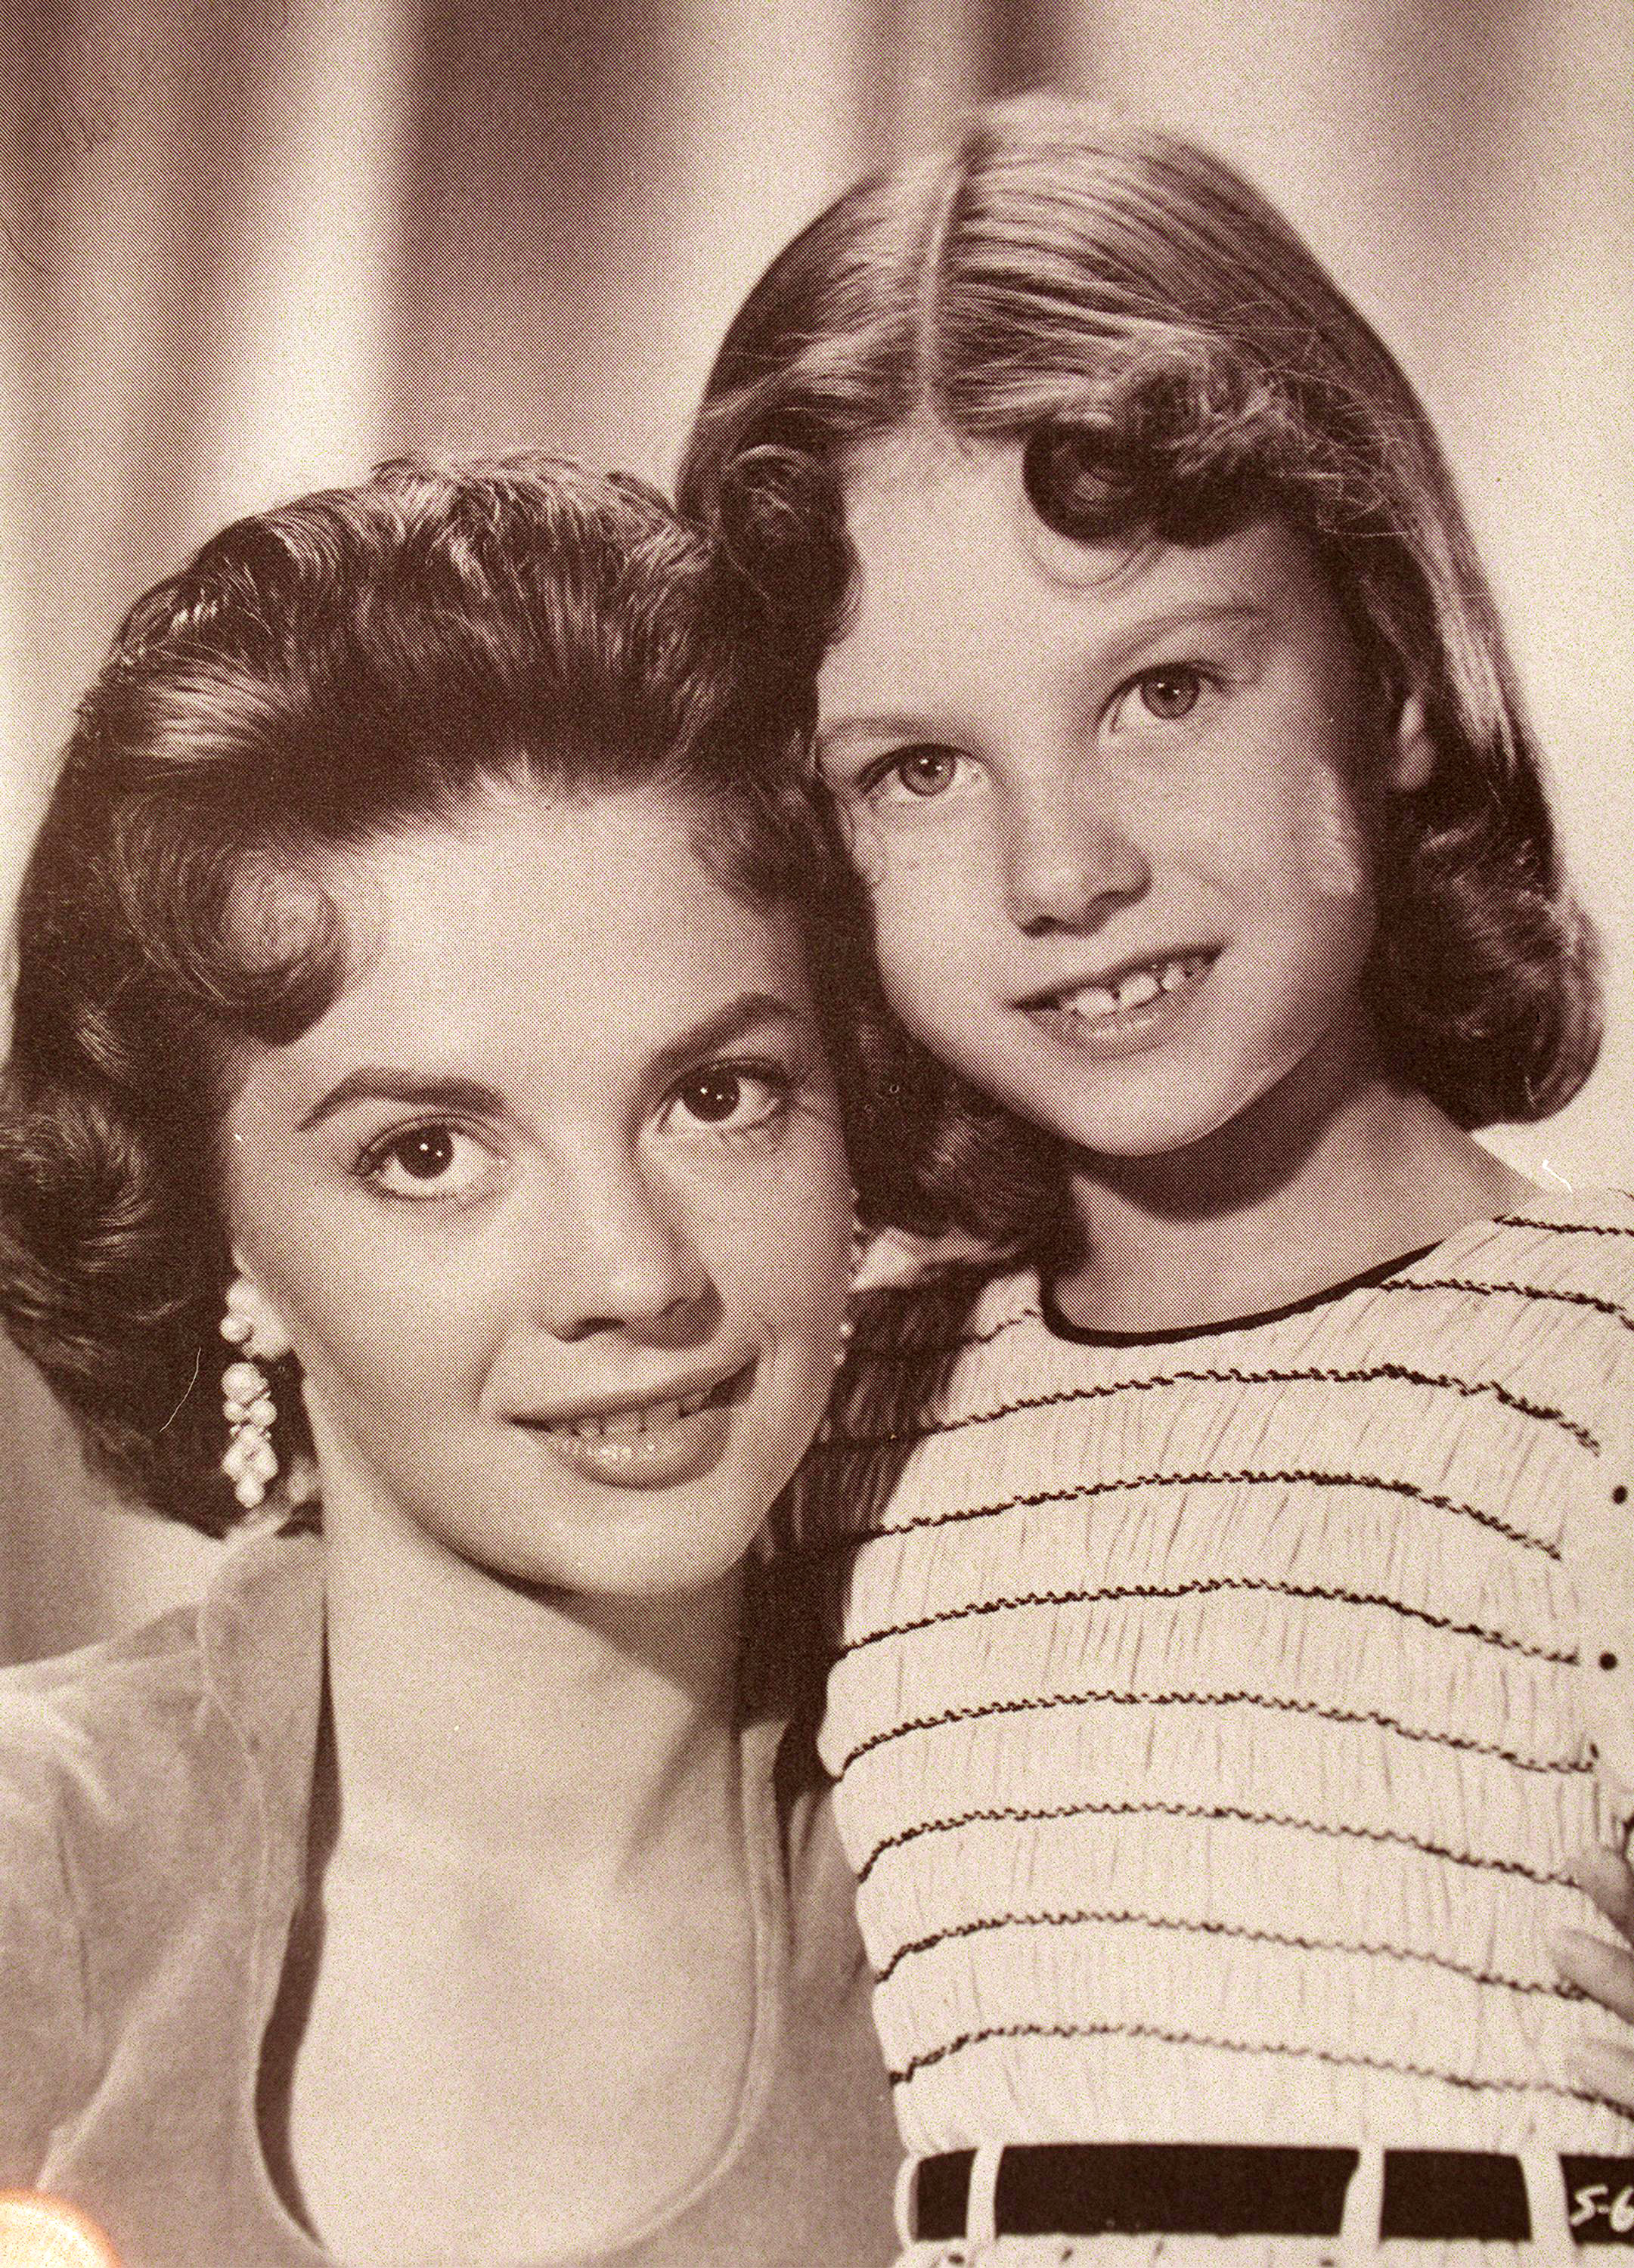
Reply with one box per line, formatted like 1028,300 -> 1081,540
829,449 -> 1338,669
840,434 -> 1171,601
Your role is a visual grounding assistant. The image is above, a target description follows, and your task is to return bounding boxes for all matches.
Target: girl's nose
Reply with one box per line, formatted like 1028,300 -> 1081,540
539,1163 -> 715,1344
1000,782 -> 1151,935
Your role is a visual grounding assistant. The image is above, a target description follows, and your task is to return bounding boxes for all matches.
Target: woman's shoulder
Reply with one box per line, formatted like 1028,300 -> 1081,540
0,1592 -> 211,1833
0,1597 -> 212,2178
0,1522 -> 321,1826
0,1523 -> 321,2180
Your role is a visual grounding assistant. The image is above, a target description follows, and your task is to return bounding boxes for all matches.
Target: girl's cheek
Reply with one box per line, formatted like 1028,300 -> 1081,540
1294,764 -> 1372,902
868,820 -> 994,941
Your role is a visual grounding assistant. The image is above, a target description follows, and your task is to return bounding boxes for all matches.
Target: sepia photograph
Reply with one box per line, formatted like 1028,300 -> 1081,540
2,3 -> 1632,2262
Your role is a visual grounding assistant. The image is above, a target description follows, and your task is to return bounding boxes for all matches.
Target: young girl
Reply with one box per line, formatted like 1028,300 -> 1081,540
680,98 -> 1634,2259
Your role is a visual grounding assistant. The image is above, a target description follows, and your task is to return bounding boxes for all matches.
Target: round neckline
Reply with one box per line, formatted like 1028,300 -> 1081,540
1039,1237 -> 1442,1347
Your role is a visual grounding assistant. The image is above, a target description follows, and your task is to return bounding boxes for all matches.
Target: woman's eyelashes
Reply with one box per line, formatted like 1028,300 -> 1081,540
659,1058 -> 799,1141
353,1120 -> 502,1204
347,1059 -> 801,1204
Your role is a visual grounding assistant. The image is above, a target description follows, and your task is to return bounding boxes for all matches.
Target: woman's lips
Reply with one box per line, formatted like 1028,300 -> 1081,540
512,1362 -> 755,1490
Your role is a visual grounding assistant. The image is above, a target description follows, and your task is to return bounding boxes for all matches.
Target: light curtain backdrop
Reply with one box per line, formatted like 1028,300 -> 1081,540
2,0 -> 1629,1662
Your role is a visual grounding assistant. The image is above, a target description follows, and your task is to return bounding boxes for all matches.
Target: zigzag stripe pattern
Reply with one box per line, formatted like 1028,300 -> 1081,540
821,1197 -> 1634,2155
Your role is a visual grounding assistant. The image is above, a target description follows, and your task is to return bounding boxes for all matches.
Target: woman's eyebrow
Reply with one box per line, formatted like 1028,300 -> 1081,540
296,1070 -> 508,1131
644,993 -> 811,1087
294,996 -> 810,1132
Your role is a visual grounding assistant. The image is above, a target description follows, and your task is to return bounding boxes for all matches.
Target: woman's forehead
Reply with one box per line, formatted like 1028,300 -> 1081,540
240,783 -> 814,1087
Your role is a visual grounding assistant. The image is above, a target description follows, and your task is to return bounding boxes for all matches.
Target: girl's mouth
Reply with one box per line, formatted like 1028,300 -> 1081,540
1019,950 -> 1216,1043
514,1362 -> 756,1489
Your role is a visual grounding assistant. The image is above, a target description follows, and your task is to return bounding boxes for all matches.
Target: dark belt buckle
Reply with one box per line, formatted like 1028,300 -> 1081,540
1381,2151 -> 1531,2242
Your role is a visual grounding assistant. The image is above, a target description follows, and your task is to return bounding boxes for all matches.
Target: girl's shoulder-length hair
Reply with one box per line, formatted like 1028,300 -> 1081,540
680,95 -> 1600,1249
0,452 -> 883,1533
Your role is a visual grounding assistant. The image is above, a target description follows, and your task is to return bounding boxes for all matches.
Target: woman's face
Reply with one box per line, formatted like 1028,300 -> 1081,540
222,779 -> 852,1599
816,436 -> 1431,1166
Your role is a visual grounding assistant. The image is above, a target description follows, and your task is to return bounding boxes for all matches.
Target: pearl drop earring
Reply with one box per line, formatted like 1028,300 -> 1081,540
835,1187 -> 864,1369
219,1278 -> 280,1509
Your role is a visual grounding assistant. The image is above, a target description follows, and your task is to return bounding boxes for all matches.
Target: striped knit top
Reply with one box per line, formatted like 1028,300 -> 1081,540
815,1191 -> 1634,2201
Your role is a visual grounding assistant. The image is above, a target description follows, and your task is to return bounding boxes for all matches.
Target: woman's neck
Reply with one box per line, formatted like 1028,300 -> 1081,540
315,1470 -> 744,1895
1053,1051 -> 1534,1336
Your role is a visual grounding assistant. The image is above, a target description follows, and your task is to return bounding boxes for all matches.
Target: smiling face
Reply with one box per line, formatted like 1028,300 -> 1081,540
222,780 -> 852,1600
817,436 -> 1431,1170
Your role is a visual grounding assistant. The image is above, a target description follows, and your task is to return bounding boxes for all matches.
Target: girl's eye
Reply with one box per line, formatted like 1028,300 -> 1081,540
863,745 -> 976,804
1116,665 -> 1207,726
356,1123 -> 496,1201
663,1061 -> 792,1136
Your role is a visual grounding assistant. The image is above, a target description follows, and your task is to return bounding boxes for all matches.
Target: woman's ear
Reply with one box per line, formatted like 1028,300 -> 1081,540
225,1264 -> 293,1362
1386,692 -> 1436,793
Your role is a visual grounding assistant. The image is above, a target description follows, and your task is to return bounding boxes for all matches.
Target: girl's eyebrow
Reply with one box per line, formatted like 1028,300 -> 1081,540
1096,597 -> 1271,660
819,603 -> 1273,754
818,714 -> 945,756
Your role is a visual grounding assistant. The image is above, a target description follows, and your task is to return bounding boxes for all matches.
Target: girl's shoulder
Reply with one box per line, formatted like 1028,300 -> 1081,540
1418,1184 -> 1634,1287
1389,1185 -> 1634,1385
781,1250 -> 1025,1553
1465,1194 -> 1634,1795
842,1253 -> 1034,1425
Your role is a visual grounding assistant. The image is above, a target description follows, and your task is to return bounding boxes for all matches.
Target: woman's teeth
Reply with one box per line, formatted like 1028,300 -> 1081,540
547,1380 -> 727,1442
1053,953 -> 1208,1020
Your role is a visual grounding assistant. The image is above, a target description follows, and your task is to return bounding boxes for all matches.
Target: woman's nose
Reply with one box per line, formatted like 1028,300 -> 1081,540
540,1163 -> 715,1344
1000,779 -> 1151,935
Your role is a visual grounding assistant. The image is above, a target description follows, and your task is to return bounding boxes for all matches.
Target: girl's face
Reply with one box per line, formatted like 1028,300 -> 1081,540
223,779 -> 852,1599
817,437 -> 1431,1167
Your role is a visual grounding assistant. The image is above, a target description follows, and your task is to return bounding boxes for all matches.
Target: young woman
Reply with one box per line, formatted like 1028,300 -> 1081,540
681,98 -> 1634,2259
0,456 -> 902,2266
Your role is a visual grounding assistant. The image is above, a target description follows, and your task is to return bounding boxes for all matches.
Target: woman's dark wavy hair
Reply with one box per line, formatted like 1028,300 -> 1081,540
0,452 -> 884,1535
679,97 -> 1600,1250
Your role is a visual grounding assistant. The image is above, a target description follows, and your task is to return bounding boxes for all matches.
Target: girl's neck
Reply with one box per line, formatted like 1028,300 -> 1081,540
315,1470 -> 744,1895
1053,1043 -> 1533,1337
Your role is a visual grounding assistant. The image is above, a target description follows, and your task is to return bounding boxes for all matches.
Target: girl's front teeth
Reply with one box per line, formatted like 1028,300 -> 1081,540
1059,956 -> 1203,1018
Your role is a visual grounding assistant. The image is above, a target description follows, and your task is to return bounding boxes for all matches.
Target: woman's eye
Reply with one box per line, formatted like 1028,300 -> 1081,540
664,1062 -> 792,1136
1118,665 -> 1206,725
356,1123 -> 496,1201
866,745 -> 975,804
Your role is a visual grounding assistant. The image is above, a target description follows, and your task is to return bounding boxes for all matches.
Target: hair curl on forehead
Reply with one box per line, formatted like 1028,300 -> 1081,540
1,452 -> 885,1532
680,97 -> 1598,1244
